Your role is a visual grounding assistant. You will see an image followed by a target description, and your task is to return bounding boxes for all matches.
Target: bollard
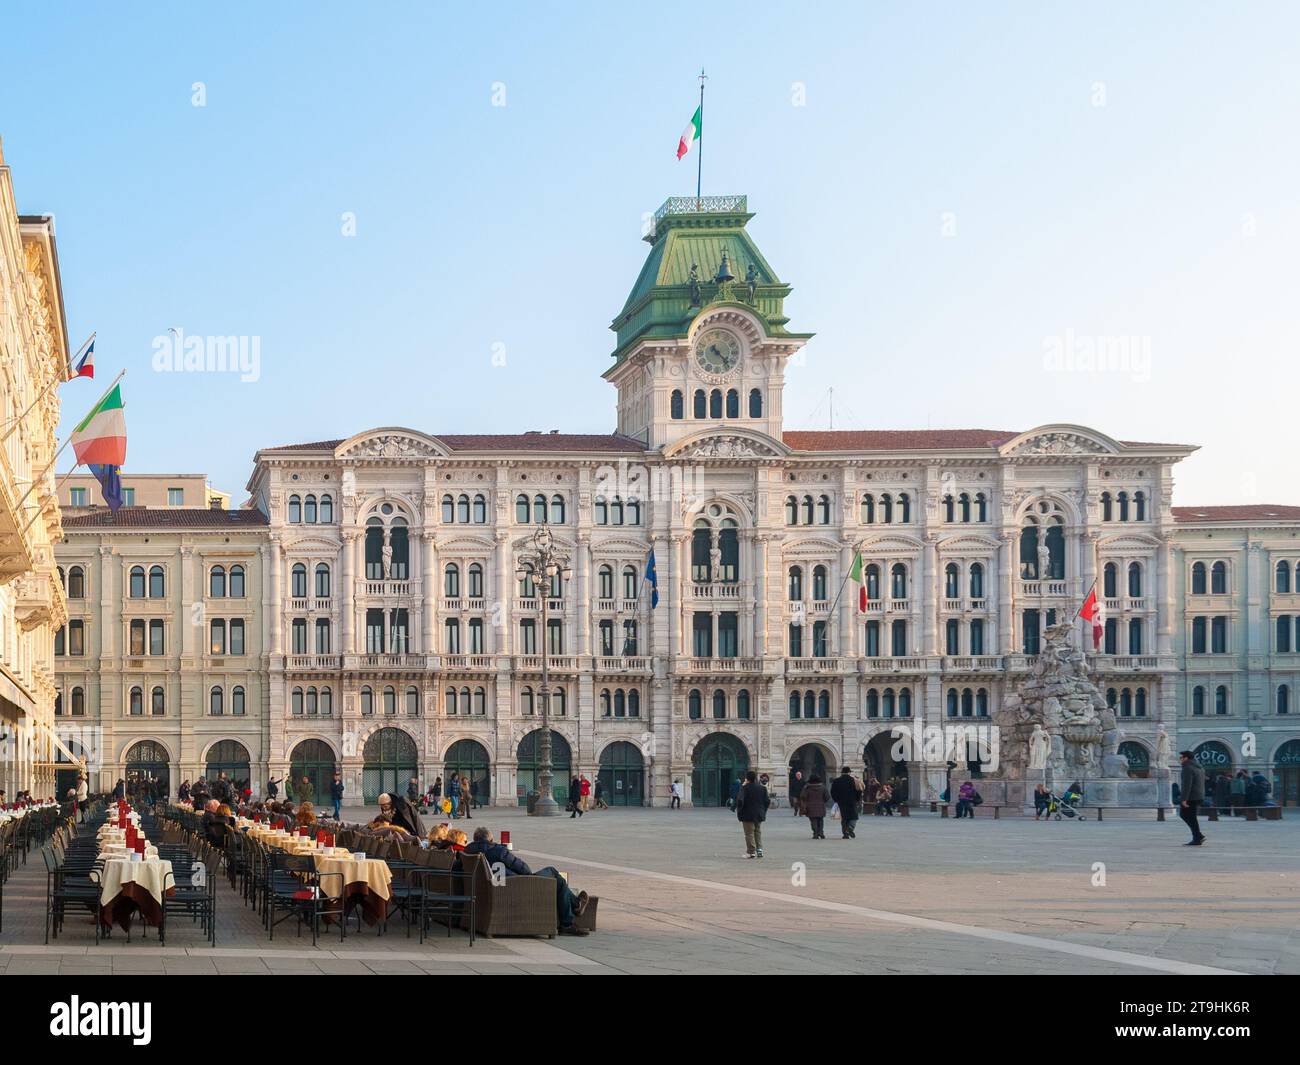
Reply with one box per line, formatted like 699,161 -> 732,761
993,806 -> 1000,819
930,801 -> 937,813
1208,807 -> 1219,822
1157,806 -> 1166,821
899,803 -> 909,817
1097,808 -> 1103,821
1246,807 -> 1258,822
940,804 -> 949,818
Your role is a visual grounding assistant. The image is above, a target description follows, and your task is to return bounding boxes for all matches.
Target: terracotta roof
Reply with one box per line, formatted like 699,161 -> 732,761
1172,505 -> 1300,524
266,434 -> 646,454
62,507 -> 269,529
783,429 -> 1020,451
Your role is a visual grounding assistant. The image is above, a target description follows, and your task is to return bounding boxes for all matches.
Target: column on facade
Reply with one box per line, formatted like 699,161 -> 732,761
922,536 -> 938,657
576,537 -> 591,656
836,539 -> 852,658
676,534 -> 689,657
493,532 -> 510,655
179,546 -> 194,658
420,531 -> 436,653
755,535 -> 769,656
340,530 -> 356,655
1156,537 -> 1173,655
1080,531 -> 1097,614
268,536 -> 284,655
998,532 -> 1015,653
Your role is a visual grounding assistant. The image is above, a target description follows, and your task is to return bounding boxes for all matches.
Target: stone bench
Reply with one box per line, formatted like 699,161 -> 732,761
1206,805 -> 1283,822
933,802 -> 1004,818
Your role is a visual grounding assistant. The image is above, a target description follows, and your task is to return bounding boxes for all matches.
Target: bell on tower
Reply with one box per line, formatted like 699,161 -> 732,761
714,250 -> 734,284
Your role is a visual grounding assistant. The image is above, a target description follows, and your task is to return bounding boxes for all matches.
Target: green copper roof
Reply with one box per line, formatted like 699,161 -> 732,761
608,196 -> 811,365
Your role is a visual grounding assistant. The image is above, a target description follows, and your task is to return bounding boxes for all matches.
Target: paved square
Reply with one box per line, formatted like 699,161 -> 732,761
5,807 -> 1297,974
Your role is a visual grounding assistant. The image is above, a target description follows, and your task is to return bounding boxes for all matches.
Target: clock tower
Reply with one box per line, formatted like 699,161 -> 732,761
604,196 -> 812,451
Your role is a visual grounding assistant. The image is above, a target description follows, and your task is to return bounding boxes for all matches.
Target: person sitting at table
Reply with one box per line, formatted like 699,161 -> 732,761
178,780 -> 191,802
447,828 -> 469,851
427,823 -> 453,849
373,793 -> 425,837
296,802 -> 318,827
462,827 -> 590,936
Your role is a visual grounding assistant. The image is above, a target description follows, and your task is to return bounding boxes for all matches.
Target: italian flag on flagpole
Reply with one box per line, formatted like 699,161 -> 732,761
677,104 -> 701,160
848,551 -> 867,612
69,383 -> 127,466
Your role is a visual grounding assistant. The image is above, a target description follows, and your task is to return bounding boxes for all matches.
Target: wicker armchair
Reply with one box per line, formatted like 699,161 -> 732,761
457,852 -> 557,938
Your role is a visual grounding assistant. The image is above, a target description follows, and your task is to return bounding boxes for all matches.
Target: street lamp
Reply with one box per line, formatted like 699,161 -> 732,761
515,525 -> 572,816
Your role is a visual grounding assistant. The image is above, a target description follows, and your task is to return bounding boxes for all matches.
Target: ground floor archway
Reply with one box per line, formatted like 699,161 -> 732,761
691,733 -> 749,808
443,738 -> 491,806
124,740 -> 170,802
55,739 -> 88,802
205,739 -> 251,791
288,739 -> 336,805
1192,741 -> 1234,800
789,743 -> 830,799
598,741 -> 645,806
1119,741 -> 1150,779
516,730 -> 571,806
362,727 -> 419,803
1273,740 -> 1300,806
863,732 -> 910,803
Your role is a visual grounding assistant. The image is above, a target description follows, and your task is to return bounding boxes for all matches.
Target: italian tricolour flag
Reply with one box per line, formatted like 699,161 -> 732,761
849,551 -> 867,612
70,383 -> 127,466
677,105 -> 701,160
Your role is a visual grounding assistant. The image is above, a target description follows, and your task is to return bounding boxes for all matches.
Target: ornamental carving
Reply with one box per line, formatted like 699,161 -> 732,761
689,435 -> 776,460
344,435 -> 436,460
1009,432 -> 1107,457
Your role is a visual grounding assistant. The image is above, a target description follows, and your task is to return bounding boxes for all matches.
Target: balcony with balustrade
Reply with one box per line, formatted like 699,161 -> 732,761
593,655 -> 652,675
785,657 -> 842,676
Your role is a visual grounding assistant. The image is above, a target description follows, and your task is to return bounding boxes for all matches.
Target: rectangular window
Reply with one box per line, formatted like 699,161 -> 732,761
1191,616 -> 1206,654
519,618 -> 536,655
365,609 -> 385,653
970,619 -> 984,656
692,612 -> 712,658
167,487 -> 184,506
547,618 -> 564,655
812,620 -> 827,657
292,618 -> 307,654
210,619 -> 226,655
1211,616 -> 1227,654
788,623 -> 803,657
599,620 -> 614,657
313,618 -> 327,654
122,487 -> 135,506
718,613 -> 738,657
390,609 -> 409,654
864,621 -> 880,657
69,487 -> 87,506
55,626 -> 66,655
1022,610 -> 1041,655
469,618 -> 484,654
231,618 -> 245,655
129,619 -> 145,656
149,620 -> 164,655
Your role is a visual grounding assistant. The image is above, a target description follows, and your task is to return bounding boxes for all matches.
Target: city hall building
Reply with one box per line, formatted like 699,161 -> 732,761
53,196 -> 1300,807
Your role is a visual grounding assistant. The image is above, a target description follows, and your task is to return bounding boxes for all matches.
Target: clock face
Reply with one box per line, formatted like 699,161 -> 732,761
694,329 -> 741,375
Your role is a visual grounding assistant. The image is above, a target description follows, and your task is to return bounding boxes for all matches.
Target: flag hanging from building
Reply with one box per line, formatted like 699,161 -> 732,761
645,548 -> 660,608
676,104 -> 701,160
88,463 -> 123,513
848,551 -> 867,612
1078,581 -> 1103,650
67,339 -> 94,381
69,383 -> 127,466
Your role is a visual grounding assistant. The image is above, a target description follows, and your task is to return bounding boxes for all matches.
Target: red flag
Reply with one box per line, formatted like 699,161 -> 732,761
1078,583 -> 1103,650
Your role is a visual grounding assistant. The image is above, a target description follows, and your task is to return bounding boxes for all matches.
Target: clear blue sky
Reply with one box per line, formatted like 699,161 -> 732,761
4,1 -> 1298,504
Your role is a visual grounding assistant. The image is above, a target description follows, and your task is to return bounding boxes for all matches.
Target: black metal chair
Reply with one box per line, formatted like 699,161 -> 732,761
266,852 -> 344,945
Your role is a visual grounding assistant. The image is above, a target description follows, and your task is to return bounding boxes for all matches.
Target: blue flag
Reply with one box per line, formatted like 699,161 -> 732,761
88,463 -> 123,513
645,548 -> 659,608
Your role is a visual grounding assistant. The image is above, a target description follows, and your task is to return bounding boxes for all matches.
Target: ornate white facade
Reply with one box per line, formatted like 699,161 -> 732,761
54,197 -> 1300,807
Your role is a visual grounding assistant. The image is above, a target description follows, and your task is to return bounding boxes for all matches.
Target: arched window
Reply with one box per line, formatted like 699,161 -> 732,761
970,618 -> 985,654
749,388 -> 762,417
899,688 -> 912,718
693,389 -> 706,418
861,494 -> 875,524
1192,561 -> 1207,595
737,689 -> 751,719
786,496 -> 799,525
891,619 -> 907,656
467,562 -> 484,599
725,389 -> 739,418
712,690 -> 726,720
969,563 -> 984,599
1129,618 -> 1143,654
442,495 -> 455,523
129,687 -> 143,716
292,687 -> 303,715
360,687 -> 373,716
129,566 -> 146,598
1134,491 -> 1145,521
149,566 -> 165,598
899,494 -> 911,523
1211,561 -> 1227,595
305,687 -> 317,715
472,494 -> 486,523
1277,615 -> 1292,653
944,563 -> 959,599
610,497 -> 624,525
671,390 -> 684,419
151,686 -> 164,715
209,686 -> 224,716
383,686 -> 397,715
291,563 -> 307,598
315,564 -> 330,598
817,495 -> 831,525
788,566 -> 803,600
288,495 -> 301,523
864,564 -> 880,600
1192,685 -> 1205,715
613,689 -> 625,717
975,493 -> 987,522
959,493 -> 971,523
229,564 -> 245,598
550,494 -> 565,524
791,692 -> 803,719
801,495 -> 814,525
1279,684 -> 1290,715
1277,561 -> 1292,594
444,563 -> 460,598
533,494 -> 547,524
1127,562 -> 1142,598
943,495 -> 955,523
457,494 -> 471,523
232,686 -> 246,716
598,565 -> 614,600
813,565 -> 828,601
976,689 -> 989,717
1103,562 -> 1118,598
1100,492 -> 1112,521
945,618 -> 960,655
946,688 -> 957,718
515,494 -> 530,523
1135,688 -> 1146,717
881,494 -> 893,524
688,689 -> 702,720
67,566 -> 86,598
628,690 -> 640,717
444,618 -> 461,654
209,565 -> 226,598
320,495 -> 333,523
709,389 -> 722,419
961,688 -> 974,718
622,565 -> 638,600
304,494 -> 317,523
890,563 -> 907,599
1215,685 -> 1228,715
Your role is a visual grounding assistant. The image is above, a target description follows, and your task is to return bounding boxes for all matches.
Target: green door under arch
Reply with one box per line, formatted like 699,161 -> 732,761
288,739 -> 336,806
125,740 -> 171,801
443,739 -> 491,805
362,727 -> 419,803
692,733 -> 749,808
206,739 -> 251,790
517,730 -> 571,806
598,741 -> 645,806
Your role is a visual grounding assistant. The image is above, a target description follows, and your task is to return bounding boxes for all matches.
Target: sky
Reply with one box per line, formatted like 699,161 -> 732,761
2,1 -> 1298,504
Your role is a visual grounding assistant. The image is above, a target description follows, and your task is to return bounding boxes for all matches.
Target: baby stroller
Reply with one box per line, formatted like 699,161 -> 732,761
1046,786 -> 1086,822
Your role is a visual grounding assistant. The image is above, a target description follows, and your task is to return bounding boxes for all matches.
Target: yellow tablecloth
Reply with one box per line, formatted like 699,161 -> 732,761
313,855 -> 392,902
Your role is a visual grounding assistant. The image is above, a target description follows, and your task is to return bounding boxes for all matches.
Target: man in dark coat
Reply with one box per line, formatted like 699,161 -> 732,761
801,775 -> 829,840
463,827 -> 590,935
378,793 -> 425,837
736,770 -> 770,858
830,767 -> 861,839
1178,751 -> 1206,846
789,770 -> 804,815
330,774 -> 345,820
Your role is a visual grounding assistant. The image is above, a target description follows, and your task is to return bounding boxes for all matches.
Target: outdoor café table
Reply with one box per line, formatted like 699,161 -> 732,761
98,842 -> 159,861
94,857 -> 175,931
312,851 -> 393,926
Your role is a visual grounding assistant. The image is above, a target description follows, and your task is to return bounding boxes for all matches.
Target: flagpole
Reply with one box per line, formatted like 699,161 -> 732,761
10,368 -> 125,516
696,68 -> 706,202
0,332 -> 95,444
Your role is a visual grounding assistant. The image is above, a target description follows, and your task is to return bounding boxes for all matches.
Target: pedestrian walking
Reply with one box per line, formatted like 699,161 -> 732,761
736,770 -> 769,858
460,775 -> 472,819
568,776 -> 584,818
728,776 -> 742,811
330,773 -> 344,820
830,766 -> 860,839
955,780 -> 975,819
802,775 -> 828,839
1033,783 -> 1051,820
789,769 -> 804,815
670,780 -> 682,809
579,775 -> 592,812
594,777 -> 609,809
1178,750 -> 1206,846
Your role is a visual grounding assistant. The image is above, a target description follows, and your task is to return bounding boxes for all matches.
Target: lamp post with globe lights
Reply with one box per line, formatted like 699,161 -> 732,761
515,525 -> 572,816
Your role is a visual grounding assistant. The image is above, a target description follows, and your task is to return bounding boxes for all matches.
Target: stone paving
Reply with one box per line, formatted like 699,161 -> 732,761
4,805 -> 1298,974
